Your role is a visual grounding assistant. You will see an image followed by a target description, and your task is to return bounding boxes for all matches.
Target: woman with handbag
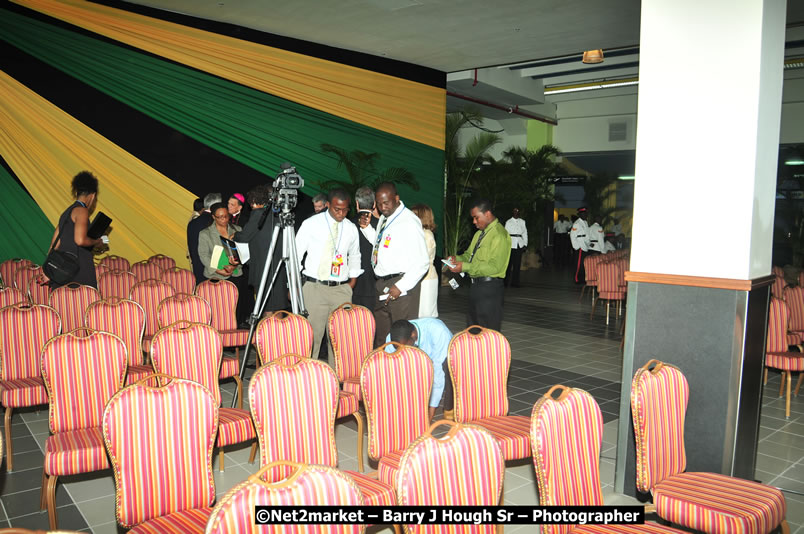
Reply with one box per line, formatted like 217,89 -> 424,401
43,171 -> 104,288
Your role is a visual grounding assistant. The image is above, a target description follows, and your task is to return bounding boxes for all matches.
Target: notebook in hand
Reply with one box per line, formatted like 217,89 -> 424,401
87,212 -> 112,239
219,236 -> 242,264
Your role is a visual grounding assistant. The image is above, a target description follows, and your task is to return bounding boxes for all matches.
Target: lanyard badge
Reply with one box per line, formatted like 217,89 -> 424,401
331,253 -> 344,277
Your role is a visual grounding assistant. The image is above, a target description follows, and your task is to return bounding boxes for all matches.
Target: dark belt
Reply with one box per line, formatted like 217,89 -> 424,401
375,272 -> 402,281
471,276 -> 501,284
510,234 -> 522,237
303,275 -> 348,287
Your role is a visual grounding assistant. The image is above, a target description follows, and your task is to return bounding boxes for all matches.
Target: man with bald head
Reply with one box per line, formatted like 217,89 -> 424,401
359,182 -> 430,346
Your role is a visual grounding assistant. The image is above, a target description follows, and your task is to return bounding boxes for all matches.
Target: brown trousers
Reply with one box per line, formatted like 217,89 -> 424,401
373,274 -> 422,347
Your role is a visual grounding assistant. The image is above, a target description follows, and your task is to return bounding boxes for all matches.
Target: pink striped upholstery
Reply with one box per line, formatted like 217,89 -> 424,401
255,311 -> 314,364
206,463 -> 363,534
772,265 -> 784,277
27,275 -> 52,305
195,279 -> 248,348
771,274 -> 785,300
766,298 -> 793,355
13,264 -> 41,292
44,427 -> 108,477
583,255 -> 601,287
130,280 -> 176,339
783,287 -> 804,332
156,293 -> 212,328
632,361 -> 787,534
396,422 -> 504,534
0,259 -> 32,288
131,260 -> 165,283
338,390 -> 359,418
343,377 -> 361,398
85,298 -> 150,386
598,262 -> 626,300
573,527 -> 690,534
160,267 -> 196,295
96,262 -> 111,279
148,254 -> 176,271
328,303 -> 375,391
102,377 -> 217,529
129,508 -> 212,534
99,255 -> 130,272
0,287 -> 26,308
765,299 -> 804,419
97,270 -> 137,300
468,415 -> 530,459
362,343 -> 432,461
0,304 -> 61,383
49,283 -> 100,333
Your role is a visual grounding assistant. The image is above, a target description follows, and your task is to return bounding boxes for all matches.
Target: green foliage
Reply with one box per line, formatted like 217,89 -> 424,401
582,172 -> 626,227
318,143 -> 419,200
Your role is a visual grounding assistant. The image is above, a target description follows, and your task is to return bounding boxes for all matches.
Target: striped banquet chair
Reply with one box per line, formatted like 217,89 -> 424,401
13,263 -> 41,292
160,267 -> 196,295
249,355 -> 395,508
26,275 -> 52,306
99,254 -> 130,272
255,310 -> 314,364
328,303 -> 375,400
195,279 -> 246,384
40,330 -> 127,529
590,261 -> 625,324
130,279 -> 175,352
48,283 -> 100,333
362,342 -> 433,489
578,254 -> 602,304
95,262 -> 111,281
0,259 -> 32,289
782,286 -> 804,341
97,269 -> 137,300
396,420 -> 505,534
531,384 -> 685,534
448,326 -> 531,462
206,462 -> 364,534
148,254 -> 176,271
85,298 -> 152,385
103,376 -> 217,533
131,260 -> 165,283
0,303 -> 61,471
156,293 -> 212,328
765,298 -> 804,418
631,360 -> 789,534
150,321 -> 255,472
0,287 -> 26,309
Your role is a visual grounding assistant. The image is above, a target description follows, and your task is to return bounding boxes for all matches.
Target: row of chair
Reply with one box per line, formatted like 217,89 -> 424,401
580,250 -> 630,325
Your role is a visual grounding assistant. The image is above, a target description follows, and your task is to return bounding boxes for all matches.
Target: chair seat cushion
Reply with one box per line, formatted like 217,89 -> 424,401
219,355 -> 240,379
342,377 -> 361,400
337,390 -> 359,418
127,507 -> 213,534
0,376 -> 47,408
45,427 -> 109,476
472,415 -> 531,460
378,450 -> 405,488
217,408 -> 255,448
126,364 -> 155,385
574,524 -> 687,533
346,471 -> 396,507
766,352 -> 804,371
220,329 -> 249,348
654,472 -> 786,534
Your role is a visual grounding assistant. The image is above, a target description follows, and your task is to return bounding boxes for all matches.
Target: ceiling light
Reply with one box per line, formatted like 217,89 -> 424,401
785,157 -> 804,166
545,78 -> 638,95
618,175 -> 635,180
784,58 -> 804,70
582,50 -> 604,64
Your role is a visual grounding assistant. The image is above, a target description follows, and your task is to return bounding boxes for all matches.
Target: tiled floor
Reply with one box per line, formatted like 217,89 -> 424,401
1,268 -> 802,532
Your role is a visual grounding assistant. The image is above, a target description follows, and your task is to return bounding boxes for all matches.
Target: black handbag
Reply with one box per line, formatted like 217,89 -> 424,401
43,222 -> 79,285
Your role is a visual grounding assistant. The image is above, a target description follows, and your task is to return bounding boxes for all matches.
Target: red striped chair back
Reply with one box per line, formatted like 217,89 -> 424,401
157,294 -> 212,328
531,386 -> 604,534
131,260 -> 165,283
130,280 -> 176,338
597,262 -> 625,299
0,259 -> 32,289
772,274 -> 785,299
583,255 -> 601,287
95,263 -> 111,281
206,462 -> 363,534
102,376 -> 217,528
0,287 -> 27,309
195,279 -> 239,332
766,297 -> 790,353
631,360 -> 689,493
99,255 -> 130,272
41,330 -> 127,433
783,286 -> 804,331
150,322 -> 223,404
249,355 -> 339,475
448,326 -> 511,422
27,275 -> 52,305
0,304 -> 61,381
85,298 -> 147,367
97,270 -> 137,300
772,265 -> 784,278
328,303 -> 375,384
13,264 -> 41,292
148,254 -> 176,271
396,421 -> 503,533
49,283 -> 100,333
255,311 -> 313,364
160,267 -> 196,295
362,342 -> 433,461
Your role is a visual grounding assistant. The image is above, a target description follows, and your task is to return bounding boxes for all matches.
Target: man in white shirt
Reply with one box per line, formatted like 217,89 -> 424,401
570,207 -> 591,283
588,219 -> 607,254
296,188 -> 362,359
504,208 -> 528,288
359,182 -> 430,346
553,214 -> 572,269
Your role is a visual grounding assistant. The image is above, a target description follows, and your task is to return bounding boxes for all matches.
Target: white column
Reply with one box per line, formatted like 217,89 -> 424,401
630,0 -> 786,280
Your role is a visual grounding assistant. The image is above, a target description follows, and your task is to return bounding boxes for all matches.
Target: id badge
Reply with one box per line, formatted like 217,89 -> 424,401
331,254 -> 343,277
383,234 -> 392,248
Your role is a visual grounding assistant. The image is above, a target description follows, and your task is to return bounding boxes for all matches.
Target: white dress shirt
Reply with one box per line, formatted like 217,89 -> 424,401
570,218 -> 590,252
296,211 -> 363,282
588,222 -> 607,254
360,201 -> 429,293
554,220 -> 571,234
504,217 -> 528,249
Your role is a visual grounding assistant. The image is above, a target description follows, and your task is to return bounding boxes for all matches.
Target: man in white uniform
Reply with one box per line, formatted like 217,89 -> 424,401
570,207 -> 591,283
359,182 -> 430,346
296,188 -> 362,359
504,208 -> 527,287
588,220 -> 607,254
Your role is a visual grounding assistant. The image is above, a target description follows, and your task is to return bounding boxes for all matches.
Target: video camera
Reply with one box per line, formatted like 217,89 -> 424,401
272,162 -> 304,213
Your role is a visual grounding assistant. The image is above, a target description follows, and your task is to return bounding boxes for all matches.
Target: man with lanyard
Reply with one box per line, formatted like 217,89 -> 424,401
359,182 -> 430,347
504,207 -> 527,287
387,318 -> 454,421
570,207 -> 591,283
296,188 -> 362,360
447,198 -> 511,331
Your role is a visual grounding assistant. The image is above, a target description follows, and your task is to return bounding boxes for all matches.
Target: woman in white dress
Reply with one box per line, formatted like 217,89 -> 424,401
411,204 -> 438,317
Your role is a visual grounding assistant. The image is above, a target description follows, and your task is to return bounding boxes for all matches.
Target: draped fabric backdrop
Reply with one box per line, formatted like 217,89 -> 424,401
0,165 -> 54,264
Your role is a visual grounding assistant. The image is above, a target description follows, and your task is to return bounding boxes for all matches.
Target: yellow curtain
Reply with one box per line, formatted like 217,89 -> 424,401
14,0 -> 446,150
0,70 -> 196,266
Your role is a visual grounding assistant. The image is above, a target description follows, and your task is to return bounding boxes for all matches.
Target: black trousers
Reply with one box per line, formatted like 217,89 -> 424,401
230,274 -> 252,324
467,278 -> 504,331
505,247 -> 524,287
442,359 -> 454,411
373,275 -> 422,347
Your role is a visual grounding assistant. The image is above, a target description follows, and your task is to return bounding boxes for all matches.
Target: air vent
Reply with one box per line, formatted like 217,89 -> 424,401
609,122 -> 627,142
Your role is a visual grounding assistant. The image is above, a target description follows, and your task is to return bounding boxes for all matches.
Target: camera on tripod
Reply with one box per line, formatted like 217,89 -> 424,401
272,162 -> 304,212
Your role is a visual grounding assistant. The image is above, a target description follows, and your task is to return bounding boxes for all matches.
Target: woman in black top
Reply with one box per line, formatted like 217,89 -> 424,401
46,171 -> 104,288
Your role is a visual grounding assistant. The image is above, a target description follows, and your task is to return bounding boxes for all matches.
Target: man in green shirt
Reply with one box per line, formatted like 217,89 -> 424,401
446,199 -> 511,331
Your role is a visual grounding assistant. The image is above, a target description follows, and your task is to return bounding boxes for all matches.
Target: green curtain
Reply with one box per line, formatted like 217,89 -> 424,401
0,165 -> 54,264
0,9 -> 445,224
